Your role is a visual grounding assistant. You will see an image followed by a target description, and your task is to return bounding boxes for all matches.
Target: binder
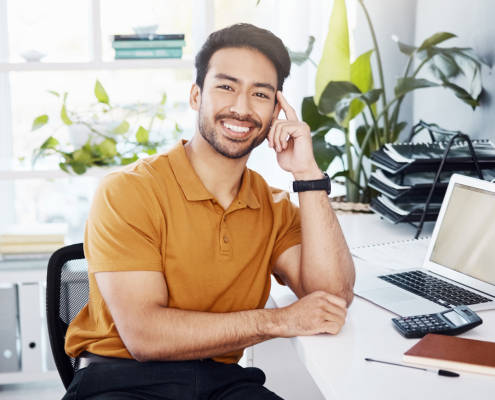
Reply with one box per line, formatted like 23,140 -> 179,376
18,282 -> 43,373
369,169 -> 495,201
370,195 -> 442,224
370,139 -> 495,175
0,284 -> 20,372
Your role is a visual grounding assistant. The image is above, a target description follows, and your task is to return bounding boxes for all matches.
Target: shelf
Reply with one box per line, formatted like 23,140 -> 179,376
0,58 -> 194,72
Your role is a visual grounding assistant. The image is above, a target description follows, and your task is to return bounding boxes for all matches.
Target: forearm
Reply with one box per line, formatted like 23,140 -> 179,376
296,176 -> 355,304
126,306 -> 280,362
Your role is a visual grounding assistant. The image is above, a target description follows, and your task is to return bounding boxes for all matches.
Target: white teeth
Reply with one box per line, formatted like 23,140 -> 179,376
223,122 -> 250,133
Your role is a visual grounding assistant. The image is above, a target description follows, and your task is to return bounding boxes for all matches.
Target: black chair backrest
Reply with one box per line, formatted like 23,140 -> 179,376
46,243 -> 89,389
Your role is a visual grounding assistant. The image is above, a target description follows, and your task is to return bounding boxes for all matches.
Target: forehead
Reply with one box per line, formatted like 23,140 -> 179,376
205,47 -> 278,87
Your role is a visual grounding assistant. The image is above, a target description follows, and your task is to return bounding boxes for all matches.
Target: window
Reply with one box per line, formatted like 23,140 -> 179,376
0,0 -> 328,239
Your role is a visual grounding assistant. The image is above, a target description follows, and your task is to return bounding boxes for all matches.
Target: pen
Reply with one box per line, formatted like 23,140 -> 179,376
365,357 -> 460,377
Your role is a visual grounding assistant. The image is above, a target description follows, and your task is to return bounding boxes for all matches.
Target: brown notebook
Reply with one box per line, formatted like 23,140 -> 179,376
403,333 -> 495,376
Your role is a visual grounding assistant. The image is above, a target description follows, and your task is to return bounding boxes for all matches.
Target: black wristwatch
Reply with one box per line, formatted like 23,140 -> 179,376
293,172 -> 331,195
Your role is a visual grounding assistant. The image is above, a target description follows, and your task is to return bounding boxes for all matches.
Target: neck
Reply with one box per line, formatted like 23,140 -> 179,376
184,133 -> 248,208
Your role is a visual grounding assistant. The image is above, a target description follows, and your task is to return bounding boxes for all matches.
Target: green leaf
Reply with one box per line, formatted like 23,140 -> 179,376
312,128 -> 344,171
431,53 -> 460,79
318,81 -> 360,116
442,80 -> 479,109
112,121 -> 130,134
392,36 -> 416,56
287,36 -> 315,66
136,126 -> 149,143
145,148 -> 157,155
418,32 -> 456,50
73,149 -> 92,164
391,121 -> 407,142
315,0 -> 350,104
60,104 -> 72,125
349,50 -> 374,120
301,96 -> 339,132
40,136 -> 59,150
160,93 -> 167,105
175,122 -> 183,133
121,154 -> 139,165
32,114 -> 49,131
47,90 -> 60,97
69,161 -> 87,175
94,80 -> 110,105
98,139 -> 117,157
351,50 -> 374,93
59,163 -> 70,173
394,78 -> 440,97
63,92 -> 68,103
156,110 -> 166,120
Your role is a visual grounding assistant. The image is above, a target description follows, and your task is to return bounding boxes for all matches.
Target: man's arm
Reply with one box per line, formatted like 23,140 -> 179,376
95,270 -> 347,362
269,91 -> 355,305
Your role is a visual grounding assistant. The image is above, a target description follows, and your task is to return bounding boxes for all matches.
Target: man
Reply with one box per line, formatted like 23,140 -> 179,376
63,23 -> 355,399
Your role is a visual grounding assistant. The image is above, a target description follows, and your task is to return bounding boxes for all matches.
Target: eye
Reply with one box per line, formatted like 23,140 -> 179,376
255,92 -> 270,99
218,84 -> 233,91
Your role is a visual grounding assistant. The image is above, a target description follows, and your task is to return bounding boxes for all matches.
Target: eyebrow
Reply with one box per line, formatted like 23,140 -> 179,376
214,73 -> 276,93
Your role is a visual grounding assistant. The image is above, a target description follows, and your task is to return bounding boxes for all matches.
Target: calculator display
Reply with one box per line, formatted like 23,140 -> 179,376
443,310 -> 467,326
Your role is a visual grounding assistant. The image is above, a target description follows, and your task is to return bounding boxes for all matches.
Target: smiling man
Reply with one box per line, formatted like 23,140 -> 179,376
63,23 -> 355,400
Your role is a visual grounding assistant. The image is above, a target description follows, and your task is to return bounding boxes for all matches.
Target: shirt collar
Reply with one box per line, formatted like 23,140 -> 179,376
168,140 -> 260,209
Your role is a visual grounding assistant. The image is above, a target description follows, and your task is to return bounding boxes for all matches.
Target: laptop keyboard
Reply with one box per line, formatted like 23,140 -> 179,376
378,270 -> 492,307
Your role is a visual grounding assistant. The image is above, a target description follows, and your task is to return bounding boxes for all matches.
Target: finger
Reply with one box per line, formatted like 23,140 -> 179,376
277,91 -> 298,121
323,320 -> 344,335
322,304 -> 346,324
323,293 -> 348,309
271,120 -> 290,152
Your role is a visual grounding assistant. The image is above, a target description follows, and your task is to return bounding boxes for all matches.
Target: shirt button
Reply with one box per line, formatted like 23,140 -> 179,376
223,235 -> 229,243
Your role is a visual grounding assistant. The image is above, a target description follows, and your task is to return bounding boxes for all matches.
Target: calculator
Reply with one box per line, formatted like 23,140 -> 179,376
392,305 -> 483,338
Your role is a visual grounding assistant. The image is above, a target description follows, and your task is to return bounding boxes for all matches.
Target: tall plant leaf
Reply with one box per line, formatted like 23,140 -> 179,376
418,32 -> 456,51
349,50 -> 374,119
312,127 -> 344,171
287,36 -> 315,66
315,0 -> 350,104
301,96 -> 339,131
318,81 -> 360,116
394,78 -> 440,97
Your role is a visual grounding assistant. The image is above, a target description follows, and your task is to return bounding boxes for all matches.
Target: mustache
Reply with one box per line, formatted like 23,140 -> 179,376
215,113 -> 262,128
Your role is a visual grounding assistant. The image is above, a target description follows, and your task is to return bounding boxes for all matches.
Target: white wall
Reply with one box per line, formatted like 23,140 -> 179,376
413,0 -> 495,139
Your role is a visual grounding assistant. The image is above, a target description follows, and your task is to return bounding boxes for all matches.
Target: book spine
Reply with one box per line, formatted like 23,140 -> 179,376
113,34 -> 185,41
114,48 -> 182,59
112,40 -> 185,49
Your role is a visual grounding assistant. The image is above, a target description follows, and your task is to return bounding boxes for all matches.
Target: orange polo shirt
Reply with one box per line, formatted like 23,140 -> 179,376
65,140 -> 301,364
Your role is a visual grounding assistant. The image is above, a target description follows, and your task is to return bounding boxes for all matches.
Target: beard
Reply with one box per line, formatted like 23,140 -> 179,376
198,103 -> 271,159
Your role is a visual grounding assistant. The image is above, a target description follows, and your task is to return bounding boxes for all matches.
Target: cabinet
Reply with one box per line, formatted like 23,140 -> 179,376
0,259 -> 58,384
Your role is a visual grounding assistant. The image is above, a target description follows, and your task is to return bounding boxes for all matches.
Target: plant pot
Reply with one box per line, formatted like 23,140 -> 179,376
330,195 -> 372,214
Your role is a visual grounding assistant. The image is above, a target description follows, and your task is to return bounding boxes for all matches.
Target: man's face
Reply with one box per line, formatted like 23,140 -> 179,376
191,47 -> 280,159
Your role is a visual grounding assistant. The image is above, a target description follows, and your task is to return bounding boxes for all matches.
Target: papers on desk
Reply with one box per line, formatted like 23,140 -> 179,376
351,236 -> 430,270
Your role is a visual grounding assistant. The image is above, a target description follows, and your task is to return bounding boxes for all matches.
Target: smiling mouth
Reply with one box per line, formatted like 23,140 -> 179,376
220,121 -> 257,139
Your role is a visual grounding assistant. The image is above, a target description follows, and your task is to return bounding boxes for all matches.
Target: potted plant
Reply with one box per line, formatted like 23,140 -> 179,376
31,80 -> 182,174
301,0 -> 487,203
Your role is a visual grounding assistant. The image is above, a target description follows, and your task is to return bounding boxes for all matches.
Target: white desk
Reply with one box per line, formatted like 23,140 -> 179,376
270,214 -> 495,400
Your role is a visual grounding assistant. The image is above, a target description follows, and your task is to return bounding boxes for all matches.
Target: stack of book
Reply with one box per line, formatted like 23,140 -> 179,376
112,34 -> 185,59
369,139 -> 495,223
0,224 -> 66,260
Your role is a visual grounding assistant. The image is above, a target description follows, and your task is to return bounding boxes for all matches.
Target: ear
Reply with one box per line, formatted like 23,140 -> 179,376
189,83 -> 201,111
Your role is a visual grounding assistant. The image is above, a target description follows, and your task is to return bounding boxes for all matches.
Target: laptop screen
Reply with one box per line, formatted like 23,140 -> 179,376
430,183 -> 495,285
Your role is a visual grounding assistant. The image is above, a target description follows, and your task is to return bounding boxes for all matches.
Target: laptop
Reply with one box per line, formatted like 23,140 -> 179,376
354,173 -> 495,316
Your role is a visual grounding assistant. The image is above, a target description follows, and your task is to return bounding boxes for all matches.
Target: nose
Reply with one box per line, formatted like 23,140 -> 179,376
230,93 -> 251,117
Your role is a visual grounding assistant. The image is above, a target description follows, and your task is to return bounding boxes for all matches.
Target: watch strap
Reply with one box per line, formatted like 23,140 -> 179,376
293,172 -> 331,195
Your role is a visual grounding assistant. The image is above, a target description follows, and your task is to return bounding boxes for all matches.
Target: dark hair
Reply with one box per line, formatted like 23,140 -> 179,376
195,23 -> 291,91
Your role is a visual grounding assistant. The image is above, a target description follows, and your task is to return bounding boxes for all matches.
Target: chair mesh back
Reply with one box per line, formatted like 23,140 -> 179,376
46,243 -> 88,389
59,258 -> 89,370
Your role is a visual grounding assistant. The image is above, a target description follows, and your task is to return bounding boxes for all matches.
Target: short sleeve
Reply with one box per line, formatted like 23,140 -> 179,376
84,171 -> 164,273
269,188 -> 302,268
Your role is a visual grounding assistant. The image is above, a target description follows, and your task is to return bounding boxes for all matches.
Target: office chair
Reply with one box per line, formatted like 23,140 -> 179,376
46,243 -> 89,389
